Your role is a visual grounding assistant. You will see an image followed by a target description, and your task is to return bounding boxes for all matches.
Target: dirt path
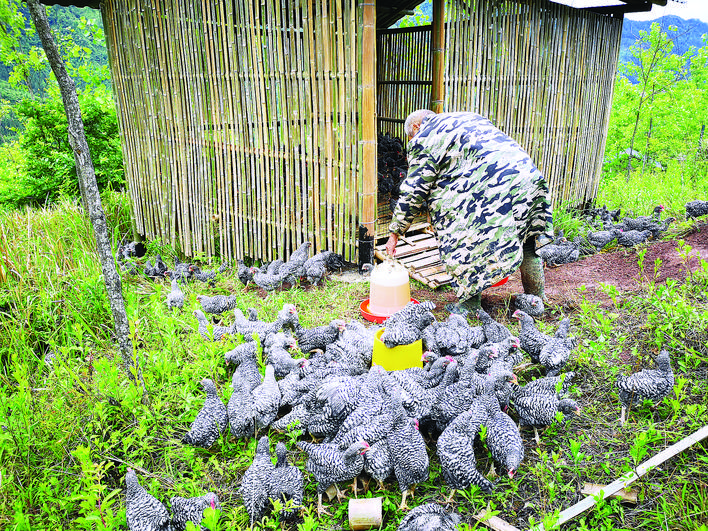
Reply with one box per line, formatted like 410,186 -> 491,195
412,221 -> 708,316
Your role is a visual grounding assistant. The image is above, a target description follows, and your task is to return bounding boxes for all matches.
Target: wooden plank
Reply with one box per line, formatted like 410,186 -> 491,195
581,483 -> 638,504
473,510 -> 521,531
538,425 -> 708,530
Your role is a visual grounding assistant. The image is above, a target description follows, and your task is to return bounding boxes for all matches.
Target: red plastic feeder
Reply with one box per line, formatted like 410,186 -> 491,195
360,298 -> 419,324
491,276 -> 509,288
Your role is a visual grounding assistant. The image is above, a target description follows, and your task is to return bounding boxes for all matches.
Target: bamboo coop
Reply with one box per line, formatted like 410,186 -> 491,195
46,0 -> 667,266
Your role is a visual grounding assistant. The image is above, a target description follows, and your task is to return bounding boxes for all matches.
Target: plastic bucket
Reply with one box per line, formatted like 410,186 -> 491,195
372,328 -> 423,371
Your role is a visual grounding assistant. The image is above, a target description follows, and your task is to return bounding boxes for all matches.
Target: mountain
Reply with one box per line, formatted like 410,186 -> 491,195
619,15 -> 708,65
0,4 -> 107,102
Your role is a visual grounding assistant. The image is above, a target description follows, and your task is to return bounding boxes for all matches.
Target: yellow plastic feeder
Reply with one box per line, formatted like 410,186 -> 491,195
372,328 -> 423,371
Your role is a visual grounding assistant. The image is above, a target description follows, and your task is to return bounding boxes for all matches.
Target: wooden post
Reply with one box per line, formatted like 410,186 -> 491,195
431,0 -> 445,113
360,0 -> 377,239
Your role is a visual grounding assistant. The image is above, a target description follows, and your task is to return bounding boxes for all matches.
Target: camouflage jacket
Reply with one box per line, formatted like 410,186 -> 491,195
389,112 -> 554,298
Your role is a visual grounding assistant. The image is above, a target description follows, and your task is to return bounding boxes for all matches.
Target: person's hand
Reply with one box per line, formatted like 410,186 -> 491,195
385,233 -> 399,257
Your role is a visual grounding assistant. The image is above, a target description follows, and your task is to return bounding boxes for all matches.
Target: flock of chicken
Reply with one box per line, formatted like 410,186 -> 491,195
118,240 -> 345,294
117,199 -> 704,530
536,199 -> 708,267
121,252 -> 676,530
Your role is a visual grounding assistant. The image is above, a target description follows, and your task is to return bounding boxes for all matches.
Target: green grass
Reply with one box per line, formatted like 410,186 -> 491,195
0,176 -> 707,530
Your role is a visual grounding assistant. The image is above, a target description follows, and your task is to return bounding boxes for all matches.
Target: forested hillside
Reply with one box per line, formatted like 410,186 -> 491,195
620,15 -> 708,65
0,4 -> 107,138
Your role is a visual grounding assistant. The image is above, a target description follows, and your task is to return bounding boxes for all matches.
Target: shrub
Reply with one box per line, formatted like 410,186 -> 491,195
4,86 -> 124,208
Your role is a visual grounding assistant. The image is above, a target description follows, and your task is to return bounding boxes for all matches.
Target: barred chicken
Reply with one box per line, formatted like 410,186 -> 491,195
170,492 -> 220,531
224,341 -> 258,367
297,439 -> 370,516
512,394 -> 580,445
189,264 -> 217,285
227,372 -> 256,439
196,294 -> 238,315
514,372 -> 575,398
232,304 -> 298,344
362,439 -> 393,491
182,378 -> 228,448
477,308 -> 511,344
538,317 -> 575,376
646,216 -> 676,239
437,399 -> 494,501
279,242 -> 312,285
513,293 -> 544,317
486,405 -> 525,478
194,310 -> 230,342
295,319 -> 346,354
125,468 -> 171,531
422,314 -> 478,358
685,199 -> 708,219
536,241 -> 579,267
166,278 -> 185,310
617,349 -> 674,424
241,436 -> 276,526
380,301 -> 436,348
586,228 -> 622,251
251,267 -> 284,292
251,365 -> 281,434
266,442 -> 304,520
397,503 -> 462,531
621,204 -> 664,231
387,416 -> 429,510
617,229 -> 652,247
237,259 -> 253,286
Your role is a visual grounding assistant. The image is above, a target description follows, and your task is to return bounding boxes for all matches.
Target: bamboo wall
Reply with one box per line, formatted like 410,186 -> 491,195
377,0 -> 624,208
103,0 -> 365,261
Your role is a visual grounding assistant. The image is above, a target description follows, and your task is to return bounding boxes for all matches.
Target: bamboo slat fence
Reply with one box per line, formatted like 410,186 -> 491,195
103,0 -> 366,261
102,0 -> 622,261
377,0 -> 623,209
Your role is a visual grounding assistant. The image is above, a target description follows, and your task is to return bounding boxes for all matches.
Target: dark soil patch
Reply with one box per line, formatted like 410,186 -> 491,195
412,221 -> 708,318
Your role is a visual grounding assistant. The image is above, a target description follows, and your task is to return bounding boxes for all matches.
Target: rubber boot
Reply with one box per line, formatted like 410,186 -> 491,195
520,237 -> 546,301
445,293 -> 482,315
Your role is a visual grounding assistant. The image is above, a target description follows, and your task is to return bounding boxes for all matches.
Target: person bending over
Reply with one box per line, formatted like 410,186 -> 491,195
385,109 -> 554,314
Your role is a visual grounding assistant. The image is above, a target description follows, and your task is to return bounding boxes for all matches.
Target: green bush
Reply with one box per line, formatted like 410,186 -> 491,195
2,86 -> 124,208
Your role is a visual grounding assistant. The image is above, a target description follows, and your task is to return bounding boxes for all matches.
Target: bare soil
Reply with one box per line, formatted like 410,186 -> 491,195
411,221 -> 708,319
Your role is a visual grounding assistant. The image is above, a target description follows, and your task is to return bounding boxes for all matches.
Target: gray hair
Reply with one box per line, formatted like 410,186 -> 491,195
404,109 -> 436,138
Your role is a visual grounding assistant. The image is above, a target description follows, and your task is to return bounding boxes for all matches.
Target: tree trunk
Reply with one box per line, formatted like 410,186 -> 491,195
626,103 -> 643,183
26,0 -> 143,385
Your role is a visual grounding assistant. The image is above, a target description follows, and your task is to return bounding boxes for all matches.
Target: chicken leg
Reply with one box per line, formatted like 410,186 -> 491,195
399,489 -> 411,511
317,493 -> 331,516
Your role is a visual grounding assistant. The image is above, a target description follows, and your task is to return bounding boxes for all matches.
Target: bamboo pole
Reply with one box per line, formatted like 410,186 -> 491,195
539,426 -> 708,530
430,0 -> 444,113
360,0 -> 376,239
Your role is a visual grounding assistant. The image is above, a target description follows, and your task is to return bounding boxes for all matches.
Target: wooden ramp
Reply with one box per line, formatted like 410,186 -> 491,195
374,223 -> 452,289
